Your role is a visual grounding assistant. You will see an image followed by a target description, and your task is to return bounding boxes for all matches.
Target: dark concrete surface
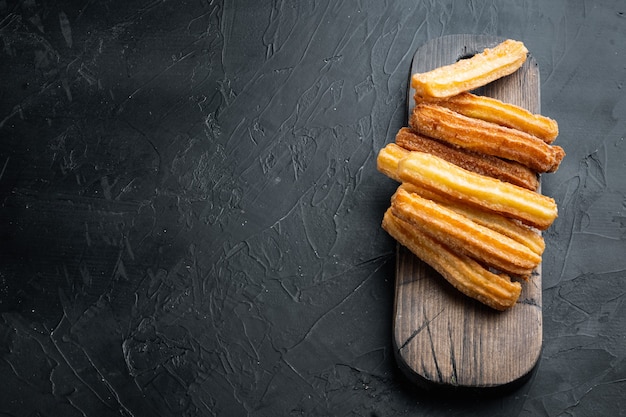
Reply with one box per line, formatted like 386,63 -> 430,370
1,0 -> 624,415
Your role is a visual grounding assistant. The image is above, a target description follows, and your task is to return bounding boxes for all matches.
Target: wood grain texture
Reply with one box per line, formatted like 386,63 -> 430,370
394,34 -> 542,388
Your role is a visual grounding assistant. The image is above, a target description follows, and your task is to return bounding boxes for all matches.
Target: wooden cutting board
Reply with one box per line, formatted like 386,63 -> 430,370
394,34 -> 543,389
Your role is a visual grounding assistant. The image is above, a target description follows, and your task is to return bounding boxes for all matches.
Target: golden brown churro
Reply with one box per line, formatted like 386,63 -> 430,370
416,92 -> 559,143
411,39 -> 528,99
376,143 -> 410,182
398,183 -> 545,257
377,39 -> 562,309
376,145 -> 545,256
382,208 -> 522,310
410,103 -> 565,173
391,187 -> 541,276
397,151 -> 558,230
395,127 -> 539,190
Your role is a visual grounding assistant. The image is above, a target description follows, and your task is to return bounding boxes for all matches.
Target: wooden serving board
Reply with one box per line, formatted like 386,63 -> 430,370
394,34 -> 542,389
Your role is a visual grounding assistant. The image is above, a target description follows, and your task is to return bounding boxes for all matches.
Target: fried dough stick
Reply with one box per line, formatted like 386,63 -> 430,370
410,103 -> 565,173
399,183 -> 545,257
376,144 -> 545,256
391,187 -> 541,277
411,39 -> 528,99
376,142 -> 409,182
415,92 -> 559,144
397,151 -> 558,230
382,208 -> 521,311
396,127 -> 539,190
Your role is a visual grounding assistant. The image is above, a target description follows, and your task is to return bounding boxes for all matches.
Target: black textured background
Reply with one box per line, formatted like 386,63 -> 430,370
1,1 -> 625,416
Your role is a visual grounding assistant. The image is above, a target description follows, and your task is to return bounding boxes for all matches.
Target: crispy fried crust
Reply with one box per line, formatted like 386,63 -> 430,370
376,143 -> 409,182
395,127 -> 539,190
379,39 -> 561,309
398,183 -> 545,257
382,208 -> 522,310
411,39 -> 528,99
376,144 -> 548,246
397,151 -> 558,230
415,92 -> 559,143
391,187 -> 541,276
410,103 -> 564,173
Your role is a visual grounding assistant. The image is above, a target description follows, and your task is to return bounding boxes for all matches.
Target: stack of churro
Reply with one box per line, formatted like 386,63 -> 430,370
378,39 -> 563,311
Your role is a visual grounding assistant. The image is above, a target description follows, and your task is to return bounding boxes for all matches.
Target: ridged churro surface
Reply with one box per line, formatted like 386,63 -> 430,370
391,187 -> 541,276
410,103 -> 564,173
395,127 -> 539,190
411,39 -> 528,98
416,92 -> 559,143
397,151 -> 558,230
382,208 -> 522,311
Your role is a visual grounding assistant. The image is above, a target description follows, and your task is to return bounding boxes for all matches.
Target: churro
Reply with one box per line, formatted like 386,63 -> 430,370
398,183 -> 545,257
395,127 -> 539,190
415,92 -> 559,143
397,151 -> 558,230
376,142 -> 410,182
377,143 -> 546,252
382,208 -> 522,310
410,103 -> 564,173
391,187 -> 541,276
377,38 -> 563,309
411,39 -> 528,99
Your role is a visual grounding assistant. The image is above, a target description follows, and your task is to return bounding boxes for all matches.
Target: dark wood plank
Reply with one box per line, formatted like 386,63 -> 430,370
394,34 -> 542,388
